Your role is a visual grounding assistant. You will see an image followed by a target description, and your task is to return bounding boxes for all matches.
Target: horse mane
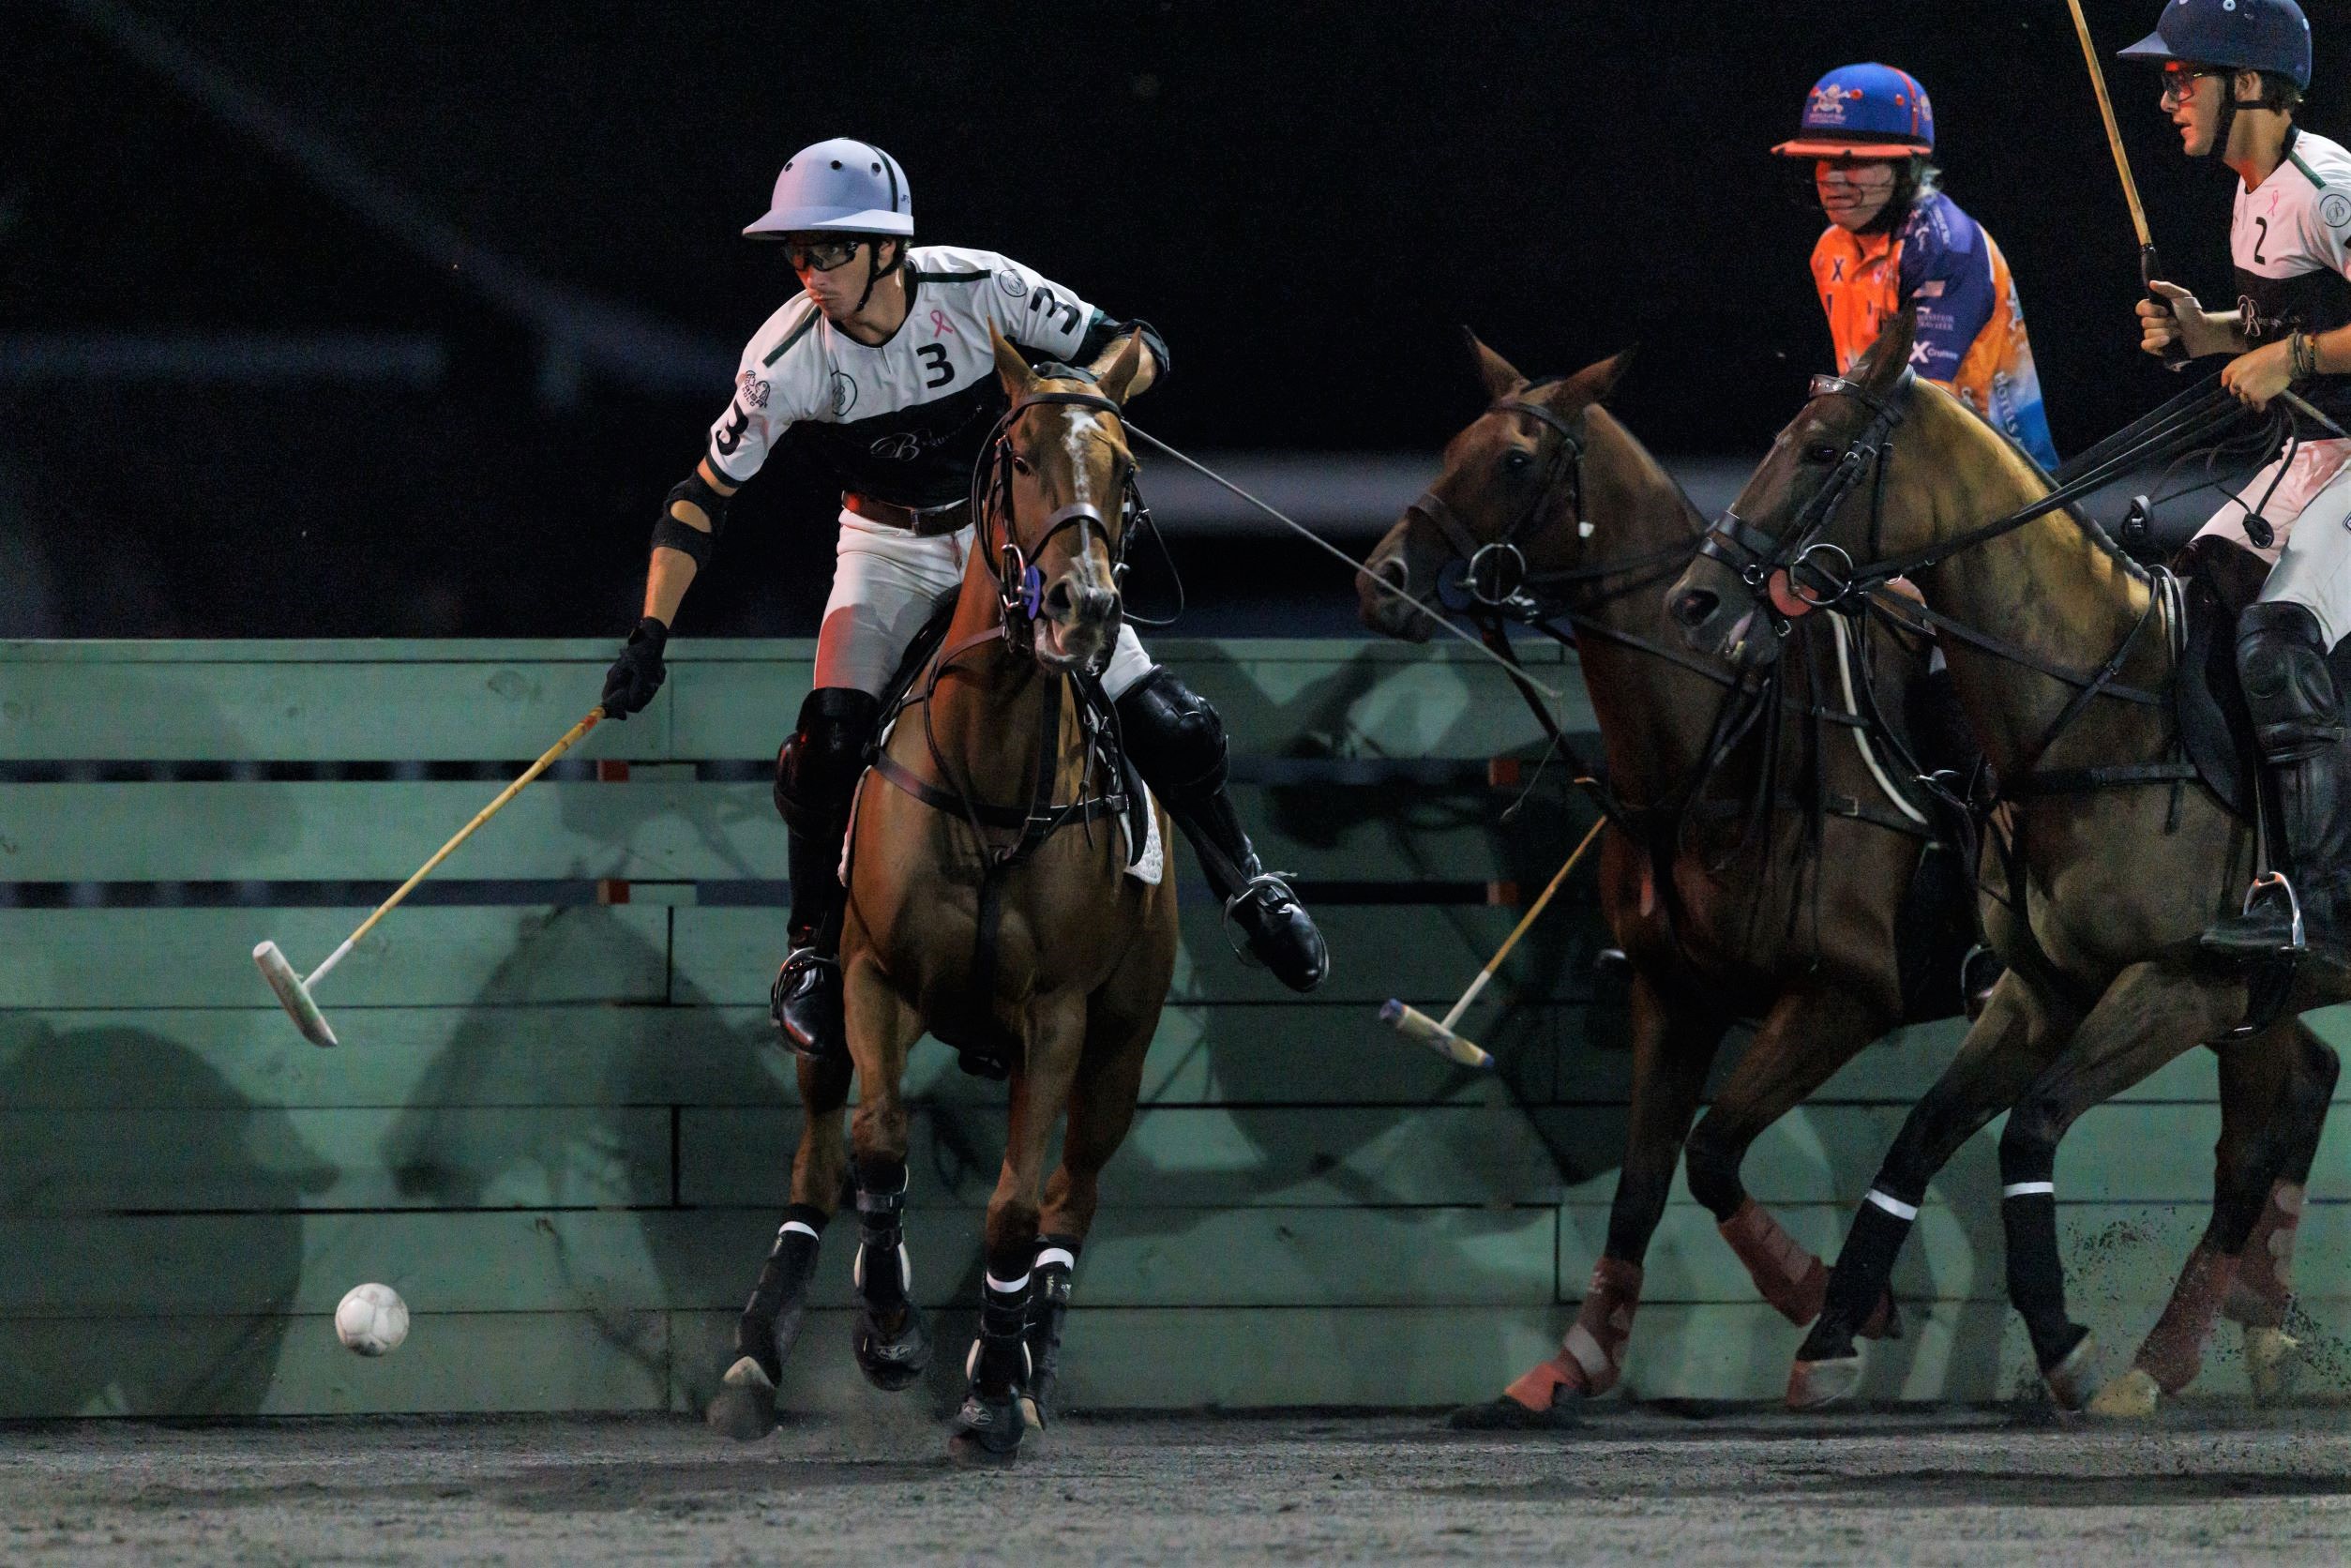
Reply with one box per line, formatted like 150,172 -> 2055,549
1910,376 -> 2148,589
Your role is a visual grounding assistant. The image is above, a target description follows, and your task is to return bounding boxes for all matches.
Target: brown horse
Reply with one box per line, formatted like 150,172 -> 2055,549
1360,335 -> 1947,1421
711,329 -> 1179,1462
1666,308 -> 2339,1414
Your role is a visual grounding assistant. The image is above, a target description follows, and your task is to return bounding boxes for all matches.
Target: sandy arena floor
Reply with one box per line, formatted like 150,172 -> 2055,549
3,1406 -> 2347,1564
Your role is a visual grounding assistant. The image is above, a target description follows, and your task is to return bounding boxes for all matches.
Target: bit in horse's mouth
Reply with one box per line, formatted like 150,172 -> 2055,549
1033,615 -> 1102,671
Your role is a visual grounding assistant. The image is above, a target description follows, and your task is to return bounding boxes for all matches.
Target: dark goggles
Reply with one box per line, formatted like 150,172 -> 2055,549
2159,63 -> 2230,105
784,237 -> 867,273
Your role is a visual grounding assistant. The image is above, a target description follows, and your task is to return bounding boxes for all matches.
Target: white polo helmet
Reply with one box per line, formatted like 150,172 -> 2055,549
743,138 -> 913,239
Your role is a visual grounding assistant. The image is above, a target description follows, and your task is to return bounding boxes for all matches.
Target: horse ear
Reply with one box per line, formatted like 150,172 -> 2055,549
991,324 -> 1033,398
1095,329 -> 1146,404
1462,327 -> 1524,400
1559,348 -> 1637,408
1860,307 -> 1919,393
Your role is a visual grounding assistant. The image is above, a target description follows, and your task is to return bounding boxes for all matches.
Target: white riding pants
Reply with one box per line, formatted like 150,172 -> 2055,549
813,509 -> 1153,698
2193,436 -> 2351,647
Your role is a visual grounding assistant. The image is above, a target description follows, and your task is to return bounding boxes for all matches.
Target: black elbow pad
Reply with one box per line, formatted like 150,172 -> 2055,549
652,473 -> 731,566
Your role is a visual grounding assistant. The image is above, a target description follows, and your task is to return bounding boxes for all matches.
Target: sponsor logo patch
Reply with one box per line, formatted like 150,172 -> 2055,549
2322,191 -> 2351,231
1807,83 -> 1861,125
995,266 -> 1030,298
737,370 -> 770,410
830,370 -> 859,417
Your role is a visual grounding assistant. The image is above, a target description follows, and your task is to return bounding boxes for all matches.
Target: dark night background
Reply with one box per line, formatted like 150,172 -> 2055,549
8,0 -> 2347,640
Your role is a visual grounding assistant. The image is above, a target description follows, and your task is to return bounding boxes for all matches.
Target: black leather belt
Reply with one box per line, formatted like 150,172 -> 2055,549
845,494 -> 971,536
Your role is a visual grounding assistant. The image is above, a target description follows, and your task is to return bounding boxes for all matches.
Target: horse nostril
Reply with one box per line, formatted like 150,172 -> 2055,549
1670,588 -> 1719,629
1043,579 -> 1076,618
1077,585 -> 1117,624
1375,557 -> 1408,591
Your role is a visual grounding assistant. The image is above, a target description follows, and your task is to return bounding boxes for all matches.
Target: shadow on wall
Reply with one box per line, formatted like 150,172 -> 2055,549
0,1018 -> 336,1417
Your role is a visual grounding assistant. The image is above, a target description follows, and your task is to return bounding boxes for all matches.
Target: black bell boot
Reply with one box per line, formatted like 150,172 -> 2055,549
2205,603 -> 2351,963
1114,668 -> 1330,992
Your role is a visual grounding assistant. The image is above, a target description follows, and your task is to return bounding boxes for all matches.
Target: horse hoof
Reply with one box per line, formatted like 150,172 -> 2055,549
2086,1366 -> 2160,1421
1786,1354 -> 1861,1410
2042,1331 -> 2102,1412
854,1303 -> 933,1393
2246,1325 -> 2302,1404
705,1356 -> 779,1442
1447,1392 -> 1583,1431
948,1395 -> 1025,1466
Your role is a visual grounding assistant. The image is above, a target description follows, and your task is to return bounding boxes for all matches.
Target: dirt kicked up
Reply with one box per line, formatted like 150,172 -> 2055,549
3,1408 -> 2348,1564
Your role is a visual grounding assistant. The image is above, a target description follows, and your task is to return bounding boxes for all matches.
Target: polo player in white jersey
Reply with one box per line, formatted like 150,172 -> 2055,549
599,140 -> 1329,1064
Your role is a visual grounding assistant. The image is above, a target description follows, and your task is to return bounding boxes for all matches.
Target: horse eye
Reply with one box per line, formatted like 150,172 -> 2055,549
1010,453 -> 1034,475
1503,448 -> 1533,474
1803,443 -> 1840,465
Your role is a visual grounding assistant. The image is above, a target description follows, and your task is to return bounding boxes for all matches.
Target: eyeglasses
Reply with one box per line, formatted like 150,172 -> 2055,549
2160,65 -> 2227,106
784,238 -> 866,273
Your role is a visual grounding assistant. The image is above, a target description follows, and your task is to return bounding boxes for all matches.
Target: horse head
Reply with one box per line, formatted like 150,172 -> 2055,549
1359,331 -> 1635,641
1665,309 -> 1923,670
986,324 -> 1147,674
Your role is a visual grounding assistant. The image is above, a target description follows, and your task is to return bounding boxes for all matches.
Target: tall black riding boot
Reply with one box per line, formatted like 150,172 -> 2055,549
770,688 -> 881,1062
2205,602 -> 2351,961
1114,668 -> 1329,991
1907,664 -> 2003,1015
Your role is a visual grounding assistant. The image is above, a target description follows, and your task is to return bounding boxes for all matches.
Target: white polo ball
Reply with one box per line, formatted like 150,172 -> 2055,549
334,1283 -> 410,1357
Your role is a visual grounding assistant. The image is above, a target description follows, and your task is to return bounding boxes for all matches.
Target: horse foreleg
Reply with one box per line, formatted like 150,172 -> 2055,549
843,956 -> 930,1394
1994,963 -> 2243,1412
1688,979 -> 1900,1338
1031,997 -> 1154,1428
1484,974 -> 1725,1425
706,1048 -> 855,1440
952,993 -> 1092,1466
1789,969 -> 2072,1409
2226,1022 -> 2338,1403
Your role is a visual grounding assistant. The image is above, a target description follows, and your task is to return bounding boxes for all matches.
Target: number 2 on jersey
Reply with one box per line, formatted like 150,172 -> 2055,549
2253,215 -> 2269,265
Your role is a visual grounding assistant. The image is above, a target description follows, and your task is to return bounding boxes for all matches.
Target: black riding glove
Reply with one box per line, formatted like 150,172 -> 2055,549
601,616 -> 671,719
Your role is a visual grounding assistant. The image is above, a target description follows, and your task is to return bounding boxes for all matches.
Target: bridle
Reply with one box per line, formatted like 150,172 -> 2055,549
1695,369 -> 1913,637
972,372 -> 1144,669
1408,391 -> 1590,605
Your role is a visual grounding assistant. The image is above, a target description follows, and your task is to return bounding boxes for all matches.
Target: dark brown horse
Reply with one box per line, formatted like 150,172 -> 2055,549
1360,336 -> 1944,1420
712,329 -> 1179,1461
1666,309 -> 2338,1414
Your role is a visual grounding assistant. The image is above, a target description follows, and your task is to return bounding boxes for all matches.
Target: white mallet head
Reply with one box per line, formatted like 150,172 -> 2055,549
254,941 -> 340,1049
1379,999 -> 1494,1069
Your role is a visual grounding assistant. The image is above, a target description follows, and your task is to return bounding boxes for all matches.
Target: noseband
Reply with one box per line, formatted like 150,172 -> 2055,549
1409,394 -> 1587,606
1695,369 -> 1913,634
974,380 -> 1143,663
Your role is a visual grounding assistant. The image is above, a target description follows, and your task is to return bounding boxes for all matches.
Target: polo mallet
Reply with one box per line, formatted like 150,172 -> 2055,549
253,706 -> 608,1048
1381,814 -> 1606,1069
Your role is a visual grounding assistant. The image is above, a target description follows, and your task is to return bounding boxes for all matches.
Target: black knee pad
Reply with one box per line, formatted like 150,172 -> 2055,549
2238,601 -> 2345,756
1114,666 -> 1228,796
775,687 -> 882,835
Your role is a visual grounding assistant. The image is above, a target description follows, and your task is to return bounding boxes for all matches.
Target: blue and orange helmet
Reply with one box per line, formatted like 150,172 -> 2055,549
1772,64 -> 1936,159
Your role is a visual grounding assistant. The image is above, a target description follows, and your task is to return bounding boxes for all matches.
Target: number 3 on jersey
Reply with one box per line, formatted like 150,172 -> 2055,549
1029,288 -> 1081,336
917,343 -> 954,389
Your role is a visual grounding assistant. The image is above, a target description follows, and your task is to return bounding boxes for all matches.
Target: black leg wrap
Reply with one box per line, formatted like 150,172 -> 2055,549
1024,1234 -> 1081,1425
1799,1186 -> 1918,1363
1115,667 -> 1330,991
1999,1188 -> 2086,1372
851,1163 -> 930,1392
734,1202 -> 828,1380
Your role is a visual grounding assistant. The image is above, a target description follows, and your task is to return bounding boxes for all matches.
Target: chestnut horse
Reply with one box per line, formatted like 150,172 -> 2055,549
1667,309 -> 2338,1414
711,330 -> 1179,1462
1361,336 -> 1943,1421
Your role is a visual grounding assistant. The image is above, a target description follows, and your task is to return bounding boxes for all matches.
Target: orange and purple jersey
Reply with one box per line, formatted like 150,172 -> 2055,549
1810,191 -> 2059,470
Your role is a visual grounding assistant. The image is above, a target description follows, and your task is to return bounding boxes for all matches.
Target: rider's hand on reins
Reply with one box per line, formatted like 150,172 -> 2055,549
2139,280 -> 2239,360
2222,339 -> 2298,412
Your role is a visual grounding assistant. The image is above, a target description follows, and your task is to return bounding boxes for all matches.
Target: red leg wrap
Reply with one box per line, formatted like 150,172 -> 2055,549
2134,1243 -> 2238,1395
2223,1181 -> 2303,1330
1502,1258 -> 1643,1411
1717,1198 -> 1829,1325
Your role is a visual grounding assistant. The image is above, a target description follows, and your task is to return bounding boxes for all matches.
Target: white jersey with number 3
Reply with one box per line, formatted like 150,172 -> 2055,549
704,245 -> 1105,508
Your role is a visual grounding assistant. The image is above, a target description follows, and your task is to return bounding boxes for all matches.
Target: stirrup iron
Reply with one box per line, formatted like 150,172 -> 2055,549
2247,871 -> 2306,953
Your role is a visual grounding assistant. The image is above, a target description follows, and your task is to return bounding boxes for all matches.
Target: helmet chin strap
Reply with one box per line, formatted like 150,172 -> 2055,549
1859,155 -> 1925,235
854,239 -> 905,314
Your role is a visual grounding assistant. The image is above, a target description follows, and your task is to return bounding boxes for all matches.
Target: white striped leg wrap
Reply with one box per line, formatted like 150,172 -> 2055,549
2001,1181 -> 2055,1199
1034,1246 -> 1078,1273
1562,1322 -> 1614,1380
986,1271 -> 1032,1295
780,1220 -> 821,1241
1864,1189 -> 1919,1221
